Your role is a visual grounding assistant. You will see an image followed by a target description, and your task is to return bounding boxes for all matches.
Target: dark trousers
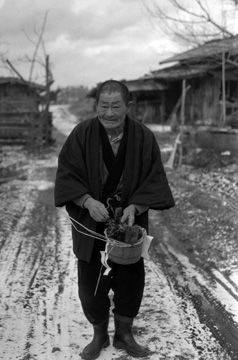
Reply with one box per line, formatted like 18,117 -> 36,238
77,241 -> 145,325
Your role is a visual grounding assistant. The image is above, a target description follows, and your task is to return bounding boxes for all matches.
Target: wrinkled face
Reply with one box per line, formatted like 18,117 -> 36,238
97,91 -> 128,129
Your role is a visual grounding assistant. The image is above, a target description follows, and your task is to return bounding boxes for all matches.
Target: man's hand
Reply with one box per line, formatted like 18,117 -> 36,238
121,205 -> 136,226
84,197 -> 109,222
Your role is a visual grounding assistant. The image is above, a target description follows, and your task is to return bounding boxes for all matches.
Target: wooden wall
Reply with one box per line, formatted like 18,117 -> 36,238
0,84 -> 52,145
129,91 -> 166,124
185,77 -> 221,125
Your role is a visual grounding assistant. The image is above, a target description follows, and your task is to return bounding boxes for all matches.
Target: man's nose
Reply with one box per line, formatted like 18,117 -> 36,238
105,107 -> 113,116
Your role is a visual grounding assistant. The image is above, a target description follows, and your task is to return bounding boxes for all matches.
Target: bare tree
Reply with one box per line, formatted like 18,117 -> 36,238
2,10 -> 53,89
9,11 -> 53,111
144,0 -> 238,46
21,10 -> 50,83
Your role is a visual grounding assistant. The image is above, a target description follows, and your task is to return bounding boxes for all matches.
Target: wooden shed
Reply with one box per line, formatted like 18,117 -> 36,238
158,36 -> 238,129
88,37 -> 238,133
122,65 -> 221,126
123,78 -> 168,123
0,77 -> 52,145
155,36 -> 238,153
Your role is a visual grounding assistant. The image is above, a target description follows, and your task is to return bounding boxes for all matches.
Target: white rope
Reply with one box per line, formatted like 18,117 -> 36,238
94,245 -> 114,296
68,215 -> 133,248
69,216 -> 106,240
70,221 -> 108,242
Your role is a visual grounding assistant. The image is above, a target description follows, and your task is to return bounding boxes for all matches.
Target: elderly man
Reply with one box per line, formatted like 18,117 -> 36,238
54,80 -> 174,359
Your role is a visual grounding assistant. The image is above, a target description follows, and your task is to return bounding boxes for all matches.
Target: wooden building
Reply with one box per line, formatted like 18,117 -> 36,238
0,77 -> 52,145
156,36 -> 238,129
122,37 -> 238,128
123,37 -> 238,153
122,78 -> 168,124
155,36 -> 238,153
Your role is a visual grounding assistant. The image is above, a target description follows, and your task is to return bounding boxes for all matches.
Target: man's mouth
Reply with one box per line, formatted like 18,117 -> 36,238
103,118 -> 116,122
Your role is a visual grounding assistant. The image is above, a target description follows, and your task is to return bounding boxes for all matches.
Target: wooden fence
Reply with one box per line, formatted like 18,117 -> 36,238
0,111 -> 52,145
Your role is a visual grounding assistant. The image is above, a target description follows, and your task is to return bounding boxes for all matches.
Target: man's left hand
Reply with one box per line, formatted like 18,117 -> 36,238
121,205 -> 136,226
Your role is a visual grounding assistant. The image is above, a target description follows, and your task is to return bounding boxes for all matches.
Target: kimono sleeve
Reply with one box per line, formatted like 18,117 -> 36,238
54,128 -> 90,207
129,135 -> 175,210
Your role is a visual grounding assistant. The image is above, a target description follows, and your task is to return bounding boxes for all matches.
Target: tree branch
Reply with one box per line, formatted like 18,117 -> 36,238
145,0 -> 237,46
28,10 -> 49,81
5,59 -> 26,82
172,0 -> 206,19
195,0 -> 234,36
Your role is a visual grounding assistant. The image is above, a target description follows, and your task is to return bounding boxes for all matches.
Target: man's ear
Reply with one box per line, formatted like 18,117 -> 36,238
126,101 -> 133,112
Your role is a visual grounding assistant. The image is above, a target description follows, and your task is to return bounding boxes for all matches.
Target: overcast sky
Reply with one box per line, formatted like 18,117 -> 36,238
0,0 -> 237,89
0,0 -> 183,88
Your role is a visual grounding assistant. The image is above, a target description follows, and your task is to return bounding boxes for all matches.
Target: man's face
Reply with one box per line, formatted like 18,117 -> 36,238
97,91 -> 128,129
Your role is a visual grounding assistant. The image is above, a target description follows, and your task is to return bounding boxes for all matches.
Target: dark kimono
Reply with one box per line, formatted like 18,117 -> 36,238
54,116 -> 174,262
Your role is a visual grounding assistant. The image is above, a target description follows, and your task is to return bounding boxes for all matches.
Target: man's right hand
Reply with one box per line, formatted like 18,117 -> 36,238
84,197 -> 109,222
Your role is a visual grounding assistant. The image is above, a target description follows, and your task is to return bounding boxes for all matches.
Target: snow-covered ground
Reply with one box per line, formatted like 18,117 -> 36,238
51,104 -> 78,136
0,105 -> 234,359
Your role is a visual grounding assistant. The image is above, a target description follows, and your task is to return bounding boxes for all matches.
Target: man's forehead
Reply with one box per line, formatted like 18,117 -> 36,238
98,91 -> 124,102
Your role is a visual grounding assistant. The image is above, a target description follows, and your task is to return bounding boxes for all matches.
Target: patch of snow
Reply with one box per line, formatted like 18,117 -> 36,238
168,244 -> 238,324
212,269 -> 238,298
161,146 -> 173,153
51,104 -> 78,136
146,124 -> 171,132
230,271 -> 238,287
27,180 -> 55,191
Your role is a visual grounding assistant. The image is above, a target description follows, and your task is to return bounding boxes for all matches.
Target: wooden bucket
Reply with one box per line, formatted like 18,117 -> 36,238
105,228 -> 145,265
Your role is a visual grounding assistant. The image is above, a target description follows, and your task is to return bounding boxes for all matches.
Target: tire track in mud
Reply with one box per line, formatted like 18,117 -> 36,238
0,181 -> 41,359
0,154 -> 64,359
0,148 -> 86,360
19,209 -> 77,360
149,214 -> 238,360
139,260 -> 231,360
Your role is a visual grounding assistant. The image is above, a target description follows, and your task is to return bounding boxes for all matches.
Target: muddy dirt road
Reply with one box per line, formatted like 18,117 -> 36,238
0,106 -> 237,359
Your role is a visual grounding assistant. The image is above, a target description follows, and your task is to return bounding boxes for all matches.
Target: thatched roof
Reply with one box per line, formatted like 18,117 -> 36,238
160,36 -> 238,64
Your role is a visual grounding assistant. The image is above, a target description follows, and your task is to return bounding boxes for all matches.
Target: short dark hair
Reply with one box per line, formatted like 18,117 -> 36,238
96,80 -> 130,105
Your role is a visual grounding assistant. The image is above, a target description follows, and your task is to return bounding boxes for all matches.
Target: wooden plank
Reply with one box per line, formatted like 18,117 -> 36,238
0,138 -> 27,145
0,110 -> 52,145
178,79 -> 186,166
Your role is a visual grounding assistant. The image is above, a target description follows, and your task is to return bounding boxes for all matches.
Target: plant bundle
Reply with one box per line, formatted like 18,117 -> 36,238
106,218 -> 143,245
